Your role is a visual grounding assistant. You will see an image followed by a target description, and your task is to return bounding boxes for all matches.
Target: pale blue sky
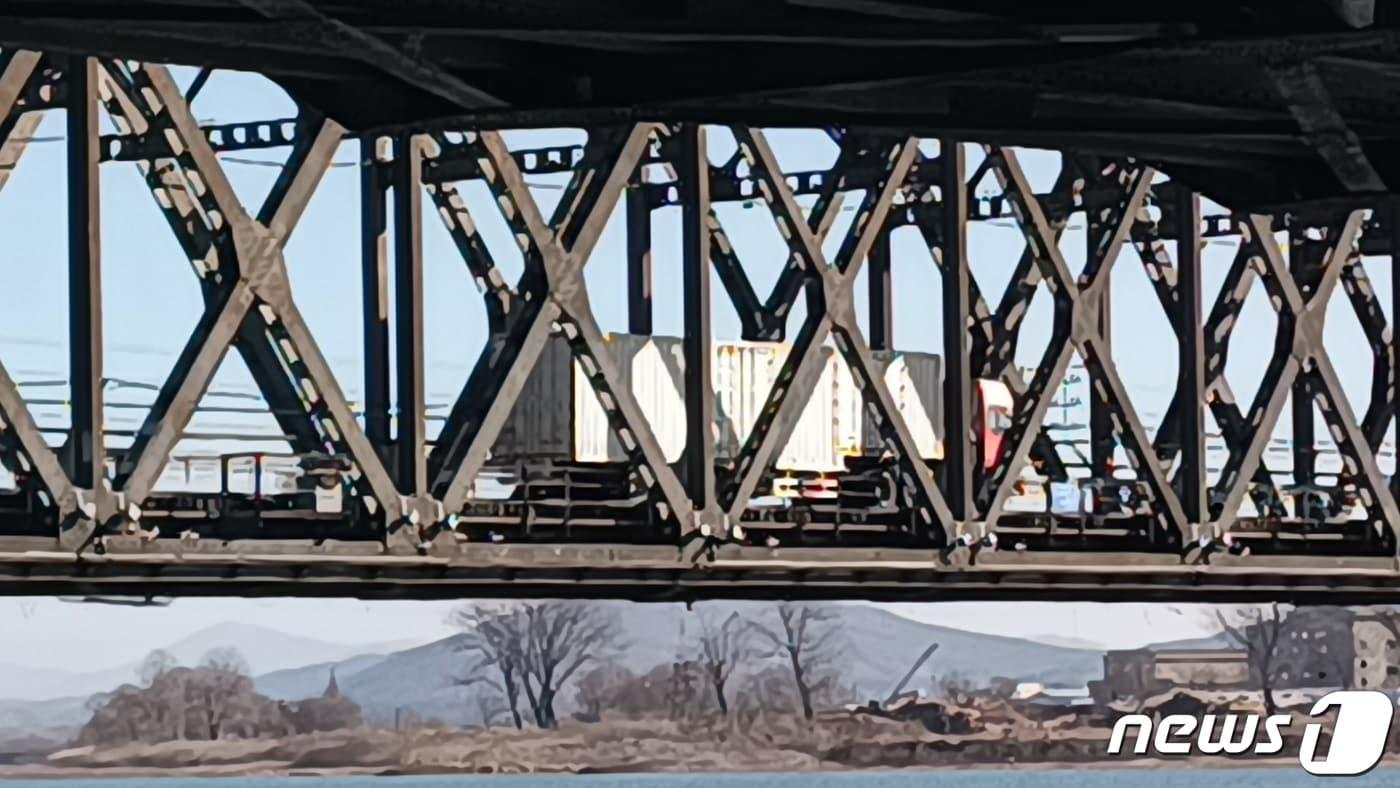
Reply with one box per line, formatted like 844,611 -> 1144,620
0,67 -> 1386,667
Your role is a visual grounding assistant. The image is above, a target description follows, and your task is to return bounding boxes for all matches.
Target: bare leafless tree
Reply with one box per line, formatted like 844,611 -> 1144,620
519,601 -> 620,727
748,603 -> 841,720
455,601 -> 620,729
196,648 -> 251,740
138,649 -> 178,687
1216,603 -> 1291,715
454,605 -> 529,729
696,609 -> 746,715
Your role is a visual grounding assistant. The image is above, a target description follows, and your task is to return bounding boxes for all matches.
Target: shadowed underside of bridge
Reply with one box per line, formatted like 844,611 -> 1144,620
2,1 -> 1400,601
7,0 -> 1400,207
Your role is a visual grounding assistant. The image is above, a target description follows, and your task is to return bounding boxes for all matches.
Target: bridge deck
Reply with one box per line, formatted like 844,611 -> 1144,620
1,537 -> 1397,603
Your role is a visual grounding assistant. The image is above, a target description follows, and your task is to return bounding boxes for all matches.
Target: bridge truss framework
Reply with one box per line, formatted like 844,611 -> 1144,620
0,49 -> 1398,601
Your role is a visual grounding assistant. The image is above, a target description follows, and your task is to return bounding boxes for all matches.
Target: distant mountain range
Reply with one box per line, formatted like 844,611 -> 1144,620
0,603 -> 1230,744
253,602 -> 1107,727
0,621 -> 416,701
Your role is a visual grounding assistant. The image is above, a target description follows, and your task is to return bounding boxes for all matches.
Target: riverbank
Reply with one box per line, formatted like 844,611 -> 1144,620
0,716 -> 1367,779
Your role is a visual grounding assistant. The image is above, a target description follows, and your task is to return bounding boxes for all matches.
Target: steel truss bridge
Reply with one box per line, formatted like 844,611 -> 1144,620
2,2 -> 1400,601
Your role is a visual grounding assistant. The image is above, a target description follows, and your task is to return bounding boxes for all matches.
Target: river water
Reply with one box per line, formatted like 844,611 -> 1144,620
0,769 -> 1392,787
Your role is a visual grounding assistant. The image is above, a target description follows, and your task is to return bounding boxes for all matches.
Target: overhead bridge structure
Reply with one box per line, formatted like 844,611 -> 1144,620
2,1 -> 1400,601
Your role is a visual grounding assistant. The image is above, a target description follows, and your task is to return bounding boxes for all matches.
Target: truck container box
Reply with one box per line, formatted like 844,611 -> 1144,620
494,334 -> 943,472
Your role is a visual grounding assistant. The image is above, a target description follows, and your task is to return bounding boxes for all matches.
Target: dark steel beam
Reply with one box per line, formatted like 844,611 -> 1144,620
1087,235 -> 1114,480
1393,198 -> 1400,503
393,133 -> 427,497
360,136 -> 392,460
1174,190 -> 1207,526
237,0 -> 507,111
708,215 -> 769,340
679,124 -> 716,516
422,135 -> 516,334
1269,60 -> 1385,194
66,55 -> 102,494
868,225 -> 893,351
626,170 -> 653,335
939,138 -> 974,522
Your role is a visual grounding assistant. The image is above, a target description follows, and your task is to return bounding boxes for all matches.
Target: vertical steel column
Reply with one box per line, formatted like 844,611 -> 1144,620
1090,259 -> 1114,479
67,56 -> 103,491
360,135 -> 392,464
626,168 -> 653,335
868,227 -> 893,350
940,139 -> 974,521
680,124 -> 715,514
1290,228 -> 1320,489
1175,190 -> 1207,527
1292,378 -> 1316,487
1392,199 -> 1400,503
392,133 -> 426,496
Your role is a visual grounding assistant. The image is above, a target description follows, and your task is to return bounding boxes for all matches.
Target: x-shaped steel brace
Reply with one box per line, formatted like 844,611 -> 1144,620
720,127 -> 955,543
96,63 -> 336,462
911,157 -> 1077,485
676,128 -> 851,343
1140,222 -> 1289,519
431,125 -> 696,537
1212,212 -> 1400,542
978,148 -> 1188,540
96,62 -> 412,539
424,128 -> 639,494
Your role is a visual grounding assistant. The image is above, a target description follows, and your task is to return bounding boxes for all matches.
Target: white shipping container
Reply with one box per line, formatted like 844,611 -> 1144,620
860,351 -> 945,460
495,334 -> 869,472
712,341 -> 853,472
573,334 -> 686,463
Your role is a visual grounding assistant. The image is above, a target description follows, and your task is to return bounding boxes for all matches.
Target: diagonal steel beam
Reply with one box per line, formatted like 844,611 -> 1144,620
1269,61 -> 1386,194
237,0 -> 506,111
0,112 -> 39,195
708,213 -> 770,339
0,50 -> 72,509
1338,259 -> 1395,451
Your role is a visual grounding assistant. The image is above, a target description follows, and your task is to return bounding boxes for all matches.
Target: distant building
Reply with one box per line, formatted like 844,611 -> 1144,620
1090,649 -> 1249,704
1352,610 -> 1400,690
1091,608 -> 1360,705
287,669 -> 364,733
1256,607 -> 1355,689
